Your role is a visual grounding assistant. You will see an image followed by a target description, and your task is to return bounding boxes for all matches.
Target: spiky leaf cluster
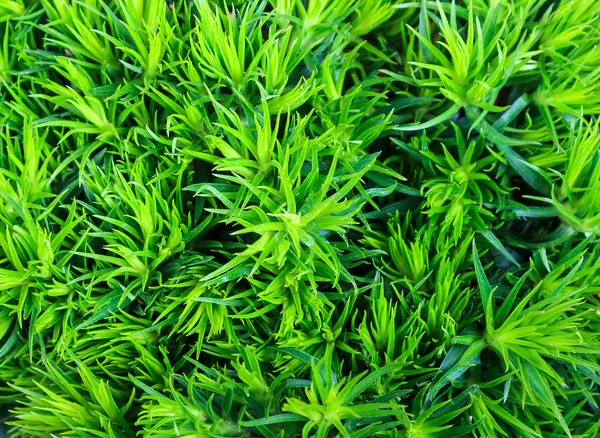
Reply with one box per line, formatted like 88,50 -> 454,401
1,0 -> 600,437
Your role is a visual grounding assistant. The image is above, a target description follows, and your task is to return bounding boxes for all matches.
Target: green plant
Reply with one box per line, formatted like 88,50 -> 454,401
1,0 -> 600,437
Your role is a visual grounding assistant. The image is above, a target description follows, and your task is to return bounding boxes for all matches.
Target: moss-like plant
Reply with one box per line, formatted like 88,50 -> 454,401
1,0 -> 600,437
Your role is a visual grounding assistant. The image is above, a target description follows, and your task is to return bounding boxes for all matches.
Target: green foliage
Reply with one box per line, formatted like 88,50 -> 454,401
1,0 -> 600,437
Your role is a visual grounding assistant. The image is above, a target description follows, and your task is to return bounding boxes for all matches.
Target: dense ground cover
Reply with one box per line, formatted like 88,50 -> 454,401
1,0 -> 600,436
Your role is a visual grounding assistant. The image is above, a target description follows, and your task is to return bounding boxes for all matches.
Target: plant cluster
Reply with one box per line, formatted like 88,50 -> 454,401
1,0 -> 600,436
